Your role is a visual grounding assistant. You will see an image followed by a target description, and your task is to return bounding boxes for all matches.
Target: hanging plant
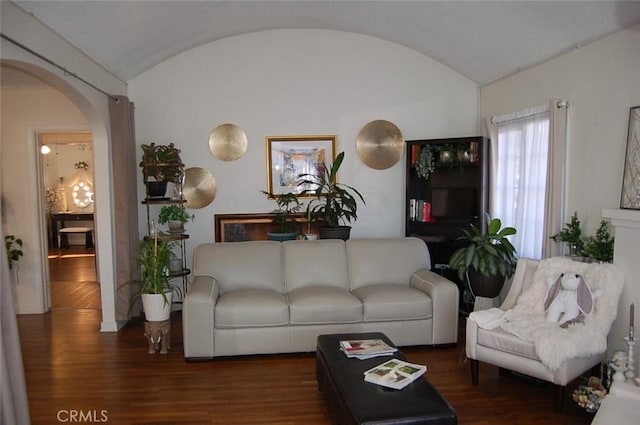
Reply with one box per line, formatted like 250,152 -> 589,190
416,146 -> 436,180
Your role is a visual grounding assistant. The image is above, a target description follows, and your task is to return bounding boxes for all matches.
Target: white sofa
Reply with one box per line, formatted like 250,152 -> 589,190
183,237 -> 459,359
591,381 -> 640,425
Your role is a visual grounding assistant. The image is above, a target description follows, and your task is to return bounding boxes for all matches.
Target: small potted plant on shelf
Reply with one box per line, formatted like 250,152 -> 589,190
139,142 -> 183,197
132,237 -> 182,321
449,215 -> 518,298
550,211 -> 584,257
158,205 -> 194,234
298,151 -> 365,240
261,190 -> 303,241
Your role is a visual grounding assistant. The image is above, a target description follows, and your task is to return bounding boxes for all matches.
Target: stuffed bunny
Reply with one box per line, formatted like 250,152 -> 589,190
543,272 -> 594,324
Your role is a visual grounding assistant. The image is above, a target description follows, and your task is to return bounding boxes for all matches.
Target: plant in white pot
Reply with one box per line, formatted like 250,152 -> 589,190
158,204 -> 193,234
298,151 -> 365,240
133,237 -> 182,321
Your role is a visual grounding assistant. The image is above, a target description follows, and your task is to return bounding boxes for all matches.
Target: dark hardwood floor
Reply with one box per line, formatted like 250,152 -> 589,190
16,253 -> 596,425
48,246 -> 99,310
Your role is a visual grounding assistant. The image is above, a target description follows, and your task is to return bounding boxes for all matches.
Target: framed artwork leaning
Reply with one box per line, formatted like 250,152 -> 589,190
621,106 -> 640,209
266,135 -> 336,195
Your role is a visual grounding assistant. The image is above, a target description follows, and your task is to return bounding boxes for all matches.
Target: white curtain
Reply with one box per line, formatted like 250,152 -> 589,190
1,224 -> 31,424
488,105 -> 550,259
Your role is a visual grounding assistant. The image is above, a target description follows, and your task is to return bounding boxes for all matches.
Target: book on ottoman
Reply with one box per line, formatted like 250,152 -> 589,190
339,339 -> 397,360
364,359 -> 427,390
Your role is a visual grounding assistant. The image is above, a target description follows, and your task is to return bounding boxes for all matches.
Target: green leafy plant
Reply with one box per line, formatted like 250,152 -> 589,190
298,151 -> 365,228
140,142 -> 183,183
582,220 -> 614,263
449,216 -> 518,281
157,205 -> 193,225
5,235 -> 24,270
132,238 -> 182,307
416,146 -> 436,180
550,212 -> 584,256
261,191 -> 303,235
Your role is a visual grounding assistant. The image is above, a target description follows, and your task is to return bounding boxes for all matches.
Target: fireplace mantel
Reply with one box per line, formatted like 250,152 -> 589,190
602,208 -> 640,372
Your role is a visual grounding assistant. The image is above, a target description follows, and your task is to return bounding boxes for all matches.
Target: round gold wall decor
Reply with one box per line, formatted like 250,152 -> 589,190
183,167 -> 217,209
208,123 -> 248,161
356,120 -> 405,170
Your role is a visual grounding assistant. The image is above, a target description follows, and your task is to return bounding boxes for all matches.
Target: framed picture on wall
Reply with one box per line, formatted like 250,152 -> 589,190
266,135 -> 336,195
621,106 -> 640,210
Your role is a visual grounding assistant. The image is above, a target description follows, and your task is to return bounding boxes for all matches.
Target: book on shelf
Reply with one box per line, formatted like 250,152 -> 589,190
363,359 -> 427,390
339,339 -> 397,360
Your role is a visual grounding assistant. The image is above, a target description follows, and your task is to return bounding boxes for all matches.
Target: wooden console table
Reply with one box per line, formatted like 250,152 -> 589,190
214,213 -> 320,242
51,212 -> 94,248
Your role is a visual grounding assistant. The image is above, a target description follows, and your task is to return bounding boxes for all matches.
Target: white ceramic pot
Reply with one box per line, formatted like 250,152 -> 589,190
141,292 -> 173,321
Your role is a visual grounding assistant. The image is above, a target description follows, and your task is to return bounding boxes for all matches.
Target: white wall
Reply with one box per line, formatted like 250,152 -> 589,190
480,25 -> 640,234
129,29 -> 479,255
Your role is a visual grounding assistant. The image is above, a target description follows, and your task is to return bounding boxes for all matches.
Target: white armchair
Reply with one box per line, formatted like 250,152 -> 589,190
465,257 -> 624,411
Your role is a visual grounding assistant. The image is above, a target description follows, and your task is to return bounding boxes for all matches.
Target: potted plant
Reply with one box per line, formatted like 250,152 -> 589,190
582,220 -> 615,263
158,204 -> 193,234
449,216 -> 517,298
550,211 -> 584,257
132,237 -> 182,321
139,142 -> 183,197
298,151 -> 365,240
261,190 -> 303,241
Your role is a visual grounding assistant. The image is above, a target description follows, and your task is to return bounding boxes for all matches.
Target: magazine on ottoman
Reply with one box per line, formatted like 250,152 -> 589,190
364,359 -> 427,390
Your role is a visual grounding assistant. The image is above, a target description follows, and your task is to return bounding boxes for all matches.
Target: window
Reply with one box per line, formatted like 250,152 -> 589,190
491,107 -> 550,259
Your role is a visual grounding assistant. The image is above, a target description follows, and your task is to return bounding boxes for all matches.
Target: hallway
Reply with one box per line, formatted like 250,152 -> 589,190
48,246 -> 100,310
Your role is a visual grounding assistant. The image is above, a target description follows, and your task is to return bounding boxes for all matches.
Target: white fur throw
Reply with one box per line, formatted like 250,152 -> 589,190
501,257 -> 624,372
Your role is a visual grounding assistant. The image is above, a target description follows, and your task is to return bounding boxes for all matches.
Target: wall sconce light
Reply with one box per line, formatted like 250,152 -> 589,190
40,144 -> 51,154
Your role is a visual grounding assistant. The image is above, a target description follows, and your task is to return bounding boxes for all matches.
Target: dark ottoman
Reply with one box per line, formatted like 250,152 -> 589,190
316,332 -> 457,425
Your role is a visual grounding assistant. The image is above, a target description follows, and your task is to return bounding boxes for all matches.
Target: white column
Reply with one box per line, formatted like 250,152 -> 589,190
602,209 -> 640,371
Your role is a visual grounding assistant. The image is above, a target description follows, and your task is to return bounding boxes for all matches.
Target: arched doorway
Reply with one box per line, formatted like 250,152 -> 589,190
1,59 -> 122,331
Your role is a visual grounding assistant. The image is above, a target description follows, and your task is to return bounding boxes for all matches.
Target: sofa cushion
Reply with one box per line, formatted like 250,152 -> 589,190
347,238 -> 430,290
477,327 -> 538,361
352,284 -> 432,322
215,289 -> 289,328
288,285 -> 362,325
283,240 -> 349,291
193,241 -> 284,294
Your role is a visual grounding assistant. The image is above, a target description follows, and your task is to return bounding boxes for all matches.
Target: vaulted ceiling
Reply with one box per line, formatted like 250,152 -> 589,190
11,1 -> 640,86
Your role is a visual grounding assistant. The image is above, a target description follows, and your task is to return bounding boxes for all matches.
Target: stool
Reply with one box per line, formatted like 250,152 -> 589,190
58,227 -> 94,249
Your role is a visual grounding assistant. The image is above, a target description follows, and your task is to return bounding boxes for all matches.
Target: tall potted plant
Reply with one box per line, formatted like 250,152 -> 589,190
132,237 -> 182,321
449,216 -> 517,298
261,191 -> 303,241
298,151 -> 365,240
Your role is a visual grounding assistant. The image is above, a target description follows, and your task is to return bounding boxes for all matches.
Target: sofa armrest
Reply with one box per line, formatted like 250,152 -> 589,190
411,269 -> 459,344
183,276 -> 219,359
